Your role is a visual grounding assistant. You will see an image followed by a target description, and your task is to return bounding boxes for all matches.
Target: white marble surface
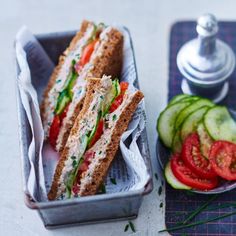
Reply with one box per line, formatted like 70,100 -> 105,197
1,0 -> 236,235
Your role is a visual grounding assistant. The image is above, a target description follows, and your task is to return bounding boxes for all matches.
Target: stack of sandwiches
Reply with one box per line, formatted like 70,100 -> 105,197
40,20 -> 144,200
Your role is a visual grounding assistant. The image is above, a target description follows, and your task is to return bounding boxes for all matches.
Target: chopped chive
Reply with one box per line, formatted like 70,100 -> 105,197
124,224 -> 129,232
110,178 -> 117,185
182,195 -> 217,224
112,114 -> 117,121
154,173 -> 158,181
159,210 -> 236,233
129,221 -> 135,232
100,183 -> 106,193
72,160 -> 77,168
207,202 -> 236,211
159,202 -> 163,208
158,186 -> 162,195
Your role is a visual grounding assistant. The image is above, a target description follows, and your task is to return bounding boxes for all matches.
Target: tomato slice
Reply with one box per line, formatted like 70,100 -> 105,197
109,95 -> 123,113
89,119 -> 104,148
75,39 -> 98,72
120,81 -> 129,94
209,141 -> 236,181
171,154 -> 218,190
182,133 -> 217,179
49,104 -> 70,150
49,115 -> 61,149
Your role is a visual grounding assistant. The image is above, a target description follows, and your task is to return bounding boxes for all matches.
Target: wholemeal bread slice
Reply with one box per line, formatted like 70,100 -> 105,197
48,76 -> 144,200
40,21 -> 124,154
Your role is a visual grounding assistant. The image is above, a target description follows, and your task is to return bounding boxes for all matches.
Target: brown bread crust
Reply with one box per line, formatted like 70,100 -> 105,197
79,91 -> 144,196
48,78 -> 107,200
40,20 -> 91,126
56,28 -> 123,152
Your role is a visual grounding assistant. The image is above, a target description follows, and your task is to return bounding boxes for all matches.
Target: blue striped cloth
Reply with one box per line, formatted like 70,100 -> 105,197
166,21 -> 236,236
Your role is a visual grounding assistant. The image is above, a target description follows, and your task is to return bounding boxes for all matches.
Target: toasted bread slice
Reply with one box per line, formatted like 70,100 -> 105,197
48,78 -> 144,200
40,21 -> 124,153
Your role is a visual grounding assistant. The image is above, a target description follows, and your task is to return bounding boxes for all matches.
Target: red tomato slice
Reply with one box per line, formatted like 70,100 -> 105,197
209,141 -> 236,181
84,150 -> 95,163
182,133 -> 217,179
120,81 -> 129,94
49,115 -> 61,149
171,154 -> 218,190
60,103 -> 69,120
75,39 -> 98,73
89,119 -> 104,148
109,95 -> 123,113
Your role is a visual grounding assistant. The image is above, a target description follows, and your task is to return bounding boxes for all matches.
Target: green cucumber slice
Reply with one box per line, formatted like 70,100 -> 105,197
168,94 -> 190,106
172,130 -> 182,153
87,111 -> 102,145
157,101 -> 192,148
54,90 -> 71,115
169,95 -> 200,106
175,98 -> 214,130
65,134 -> 89,198
204,106 -> 236,143
180,106 -> 209,142
197,122 -> 213,159
165,162 -> 191,190
102,79 -> 120,116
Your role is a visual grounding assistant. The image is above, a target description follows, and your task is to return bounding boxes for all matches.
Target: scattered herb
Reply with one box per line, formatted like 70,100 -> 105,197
159,202 -> 163,208
71,156 -> 76,160
56,79 -> 61,83
158,186 -> 162,195
100,183 -> 106,193
129,221 -> 135,233
110,178 -> 117,185
182,195 -> 217,225
154,173 -> 158,181
159,210 -> 236,233
71,59 -> 76,66
92,104 -> 96,111
112,114 -> 117,121
72,160 -> 77,168
100,95 -> 104,99
99,151 -> 102,155
161,180 -> 164,186
124,224 -> 129,232
105,122 -> 109,129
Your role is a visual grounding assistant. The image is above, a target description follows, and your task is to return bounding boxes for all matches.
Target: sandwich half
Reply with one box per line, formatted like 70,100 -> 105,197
41,20 -> 123,153
48,76 -> 144,200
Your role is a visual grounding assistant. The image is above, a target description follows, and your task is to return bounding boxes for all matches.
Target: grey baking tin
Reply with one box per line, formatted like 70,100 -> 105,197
15,27 -> 153,229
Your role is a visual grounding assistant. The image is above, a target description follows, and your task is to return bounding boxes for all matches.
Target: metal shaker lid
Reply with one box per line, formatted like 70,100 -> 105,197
177,13 -> 235,85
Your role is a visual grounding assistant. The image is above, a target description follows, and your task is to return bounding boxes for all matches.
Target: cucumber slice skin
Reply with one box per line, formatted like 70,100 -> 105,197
204,106 -> 236,143
168,95 -> 200,106
157,101 -> 192,148
175,98 -> 214,130
172,130 -> 182,153
180,106 -> 209,142
165,161 -> 191,190
168,94 -> 190,106
197,122 -> 213,159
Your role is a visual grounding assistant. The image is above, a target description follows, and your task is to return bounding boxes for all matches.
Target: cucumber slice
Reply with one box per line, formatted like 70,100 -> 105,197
180,106 -> 209,142
157,101 -> 192,148
168,94 -> 190,105
175,98 -> 214,130
197,122 -> 213,159
54,90 -> 71,115
172,130 -> 182,153
87,111 -> 102,145
168,95 -> 200,106
204,106 -> 236,143
165,161 -> 191,190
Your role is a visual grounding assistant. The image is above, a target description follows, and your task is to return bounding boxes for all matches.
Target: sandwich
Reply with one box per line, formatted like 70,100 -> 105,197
41,20 -> 123,153
48,76 -> 144,200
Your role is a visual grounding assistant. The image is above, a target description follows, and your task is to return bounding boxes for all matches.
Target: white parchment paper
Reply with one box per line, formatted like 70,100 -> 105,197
15,26 -> 150,202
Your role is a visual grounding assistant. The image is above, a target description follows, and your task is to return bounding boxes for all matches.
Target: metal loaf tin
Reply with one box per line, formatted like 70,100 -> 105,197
15,28 -> 153,229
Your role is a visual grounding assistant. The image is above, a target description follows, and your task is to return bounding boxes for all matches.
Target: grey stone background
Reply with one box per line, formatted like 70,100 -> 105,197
1,0 -> 236,235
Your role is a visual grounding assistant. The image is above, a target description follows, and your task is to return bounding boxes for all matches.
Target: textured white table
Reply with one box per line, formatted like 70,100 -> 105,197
1,0 -> 236,235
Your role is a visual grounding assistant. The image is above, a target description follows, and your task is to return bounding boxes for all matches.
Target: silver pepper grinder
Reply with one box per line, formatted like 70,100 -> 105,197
177,13 -> 235,102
